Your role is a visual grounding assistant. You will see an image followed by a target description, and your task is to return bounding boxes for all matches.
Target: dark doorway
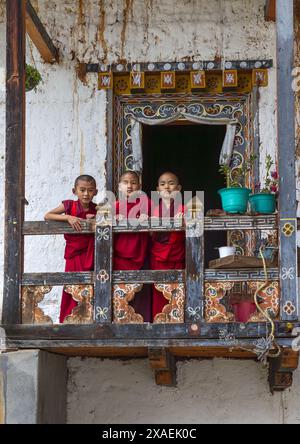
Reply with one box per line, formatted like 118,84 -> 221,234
142,123 -> 227,266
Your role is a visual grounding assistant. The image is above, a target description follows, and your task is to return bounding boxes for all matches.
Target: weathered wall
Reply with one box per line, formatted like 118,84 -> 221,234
68,358 -> 300,424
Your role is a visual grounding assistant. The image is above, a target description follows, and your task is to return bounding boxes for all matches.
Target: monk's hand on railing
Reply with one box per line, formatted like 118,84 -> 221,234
67,215 -> 83,232
86,214 -> 96,220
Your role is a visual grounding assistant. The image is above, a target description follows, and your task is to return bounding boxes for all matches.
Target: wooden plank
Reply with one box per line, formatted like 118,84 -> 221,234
23,220 -> 95,235
25,0 -> 59,63
2,337 -> 296,352
185,221 -> 204,322
21,268 -> 279,287
114,270 -> 184,284
22,215 -> 278,236
265,0 -> 276,22
94,222 -> 113,323
277,0 -> 298,321
3,319 -> 297,341
209,255 -> 275,269
44,346 -> 257,359
22,272 -> 93,286
3,0 -> 26,325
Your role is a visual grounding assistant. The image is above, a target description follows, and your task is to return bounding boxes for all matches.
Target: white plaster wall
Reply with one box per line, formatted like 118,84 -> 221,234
67,358 -> 300,424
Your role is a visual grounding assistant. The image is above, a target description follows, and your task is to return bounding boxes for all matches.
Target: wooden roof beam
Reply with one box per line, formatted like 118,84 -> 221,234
265,0 -> 276,22
25,0 -> 59,63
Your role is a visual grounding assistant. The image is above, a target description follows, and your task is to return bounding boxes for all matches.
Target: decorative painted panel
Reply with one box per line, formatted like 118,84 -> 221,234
22,286 -> 53,325
153,284 -> 185,324
113,284 -> 144,324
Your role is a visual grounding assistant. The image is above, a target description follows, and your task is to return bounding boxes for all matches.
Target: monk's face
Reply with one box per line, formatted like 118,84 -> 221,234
73,180 -> 98,208
157,173 -> 182,200
119,173 -> 141,198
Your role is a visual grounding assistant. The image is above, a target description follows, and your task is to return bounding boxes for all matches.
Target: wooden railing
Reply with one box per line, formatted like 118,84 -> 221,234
21,214 -> 280,326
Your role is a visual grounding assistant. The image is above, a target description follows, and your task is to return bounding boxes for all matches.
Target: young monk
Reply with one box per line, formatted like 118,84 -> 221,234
44,175 -> 98,323
151,172 -> 186,319
114,171 -> 152,321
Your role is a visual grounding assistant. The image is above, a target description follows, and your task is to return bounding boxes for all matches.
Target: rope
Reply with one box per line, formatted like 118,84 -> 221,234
252,246 -> 281,359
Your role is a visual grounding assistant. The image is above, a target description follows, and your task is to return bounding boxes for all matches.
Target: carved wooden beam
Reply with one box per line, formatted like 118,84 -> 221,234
3,0 -> 26,325
25,0 -> 59,63
148,348 -> 177,386
269,349 -> 299,393
265,0 -> 276,22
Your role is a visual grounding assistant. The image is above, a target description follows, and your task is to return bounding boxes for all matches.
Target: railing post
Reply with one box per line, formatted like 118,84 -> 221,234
276,0 -> 298,320
94,205 -> 113,323
3,0 -> 26,325
185,206 -> 204,323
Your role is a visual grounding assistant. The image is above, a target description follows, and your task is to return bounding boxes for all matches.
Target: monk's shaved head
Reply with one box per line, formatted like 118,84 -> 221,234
74,175 -> 97,188
119,171 -> 140,183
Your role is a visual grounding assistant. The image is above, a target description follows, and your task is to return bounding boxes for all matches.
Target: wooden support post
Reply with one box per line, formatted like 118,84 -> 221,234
185,217 -> 204,323
3,0 -> 26,325
148,348 -> 177,386
25,0 -> 59,63
106,90 -> 114,192
265,0 -> 276,22
268,349 -> 299,393
94,208 -> 113,324
277,0 -> 298,321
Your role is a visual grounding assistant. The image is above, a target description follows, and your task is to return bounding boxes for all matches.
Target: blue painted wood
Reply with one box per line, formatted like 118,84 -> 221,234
94,222 -> 113,323
185,220 -> 204,322
277,0 -> 298,320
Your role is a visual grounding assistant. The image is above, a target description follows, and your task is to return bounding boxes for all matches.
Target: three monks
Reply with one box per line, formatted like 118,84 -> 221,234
45,171 -> 185,323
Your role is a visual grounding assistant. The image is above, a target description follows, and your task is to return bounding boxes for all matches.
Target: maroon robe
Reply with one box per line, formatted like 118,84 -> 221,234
59,200 -> 97,323
114,195 -> 152,321
151,200 -> 186,319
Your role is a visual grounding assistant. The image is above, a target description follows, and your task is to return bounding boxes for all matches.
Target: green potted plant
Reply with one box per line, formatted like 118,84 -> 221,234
25,64 -> 42,92
249,155 -> 278,214
218,157 -> 252,214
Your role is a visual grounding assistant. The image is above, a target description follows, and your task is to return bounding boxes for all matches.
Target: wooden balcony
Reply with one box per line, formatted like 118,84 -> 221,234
1,213 -> 299,390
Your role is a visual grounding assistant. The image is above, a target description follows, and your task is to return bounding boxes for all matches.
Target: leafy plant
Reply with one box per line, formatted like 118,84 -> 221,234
219,154 -> 256,188
254,154 -> 278,194
25,64 -> 42,92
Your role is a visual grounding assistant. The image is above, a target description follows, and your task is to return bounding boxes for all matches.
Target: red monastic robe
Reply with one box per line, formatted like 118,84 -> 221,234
151,200 -> 186,318
59,200 -> 97,323
114,195 -> 152,321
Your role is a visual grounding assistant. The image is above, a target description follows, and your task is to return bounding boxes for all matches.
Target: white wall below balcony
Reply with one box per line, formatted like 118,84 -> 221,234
67,357 -> 300,424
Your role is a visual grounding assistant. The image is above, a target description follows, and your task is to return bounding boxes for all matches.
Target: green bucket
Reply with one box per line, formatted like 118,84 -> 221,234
218,188 -> 251,214
249,193 -> 276,214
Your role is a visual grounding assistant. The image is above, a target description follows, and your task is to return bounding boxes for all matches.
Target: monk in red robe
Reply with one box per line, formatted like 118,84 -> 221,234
44,175 -> 98,323
151,172 -> 185,320
114,172 -> 152,321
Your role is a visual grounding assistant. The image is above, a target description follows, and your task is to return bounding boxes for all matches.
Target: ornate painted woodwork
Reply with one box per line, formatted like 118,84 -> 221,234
22,286 -> 53,325
113,284 -> 144,324
114,93 -> 250,189
94,205 -> 113,324
63,285 -> 94,324
153,283 -> 185,324
204,282 -> 235,323
89,60 -> 273,75
247,281 -> 280,321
